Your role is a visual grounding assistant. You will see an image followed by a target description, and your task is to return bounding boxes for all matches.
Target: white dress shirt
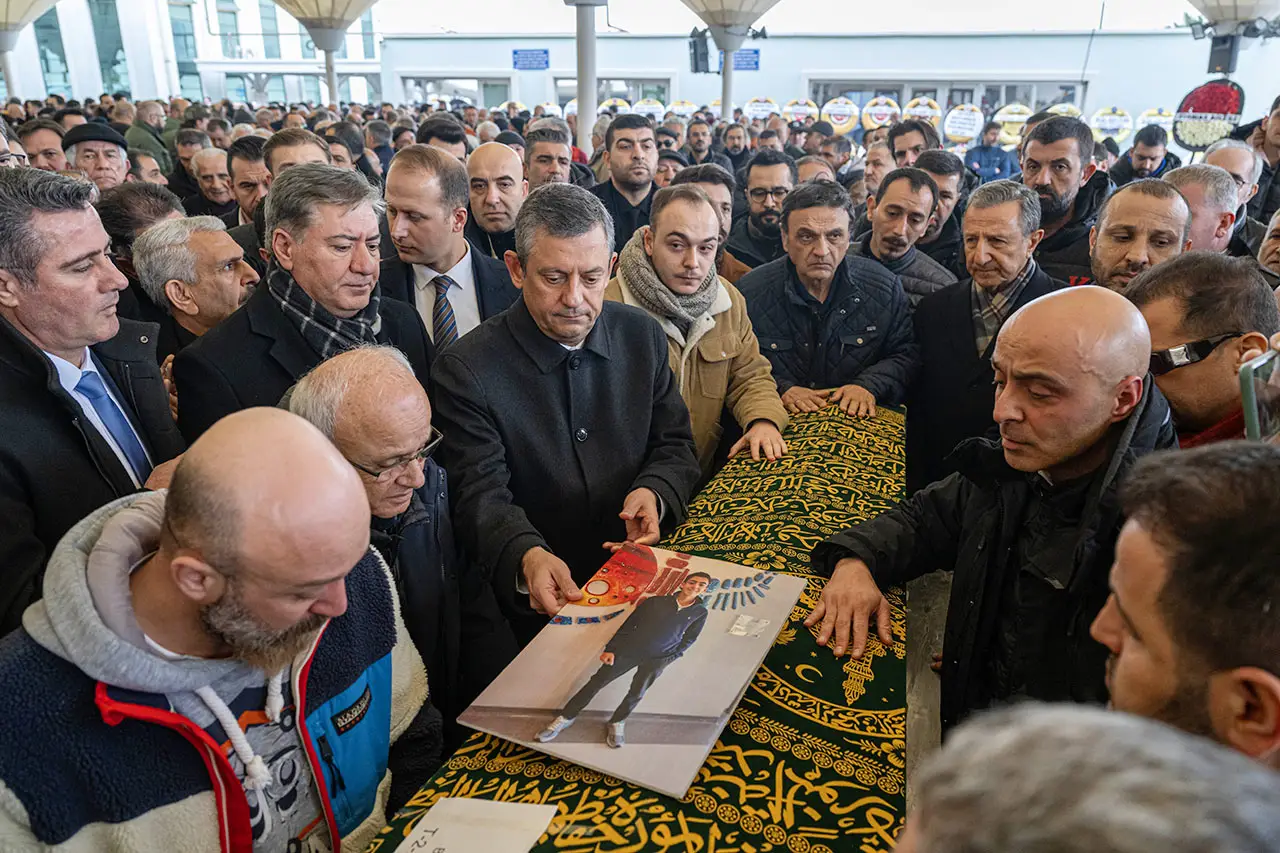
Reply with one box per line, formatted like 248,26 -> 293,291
46,348 -> 151,487
413,244 -> 483,343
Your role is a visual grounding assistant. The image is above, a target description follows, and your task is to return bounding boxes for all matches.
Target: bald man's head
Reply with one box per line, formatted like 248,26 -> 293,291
468,141 -> 528,235
289,346 -> 434,519
992,286 -> 1151,480
164,407 -> 370,670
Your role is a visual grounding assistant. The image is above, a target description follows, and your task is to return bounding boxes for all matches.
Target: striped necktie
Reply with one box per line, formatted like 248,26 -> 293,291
432,274 -> 459,348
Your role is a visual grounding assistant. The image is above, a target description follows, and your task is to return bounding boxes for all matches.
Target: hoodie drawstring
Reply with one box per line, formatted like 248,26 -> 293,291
194,669 -> 287,792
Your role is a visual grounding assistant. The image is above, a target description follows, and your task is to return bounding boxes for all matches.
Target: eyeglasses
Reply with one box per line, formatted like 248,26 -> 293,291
1149,333 -> 1241,376
350,427 -> 444,481
748,187 -> 791,202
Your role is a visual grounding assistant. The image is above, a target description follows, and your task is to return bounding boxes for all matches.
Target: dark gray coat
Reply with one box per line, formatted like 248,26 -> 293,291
851,239 -> 958,306
431,298 -> 700,638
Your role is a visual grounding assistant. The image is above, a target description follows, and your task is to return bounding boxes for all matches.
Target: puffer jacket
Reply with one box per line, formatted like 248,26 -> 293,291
851,238 -> 957,307
1035,170 -> 1112,286
812,380 -> 1175,732
606,273 -> 788,474
1108,149 -> 1182,187
738,255 -> 919,404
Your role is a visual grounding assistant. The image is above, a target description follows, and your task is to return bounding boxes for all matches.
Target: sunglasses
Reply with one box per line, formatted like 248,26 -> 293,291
1149,333 -> 1241,376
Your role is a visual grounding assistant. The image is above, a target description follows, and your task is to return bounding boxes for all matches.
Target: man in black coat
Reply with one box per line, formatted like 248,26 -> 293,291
180,147 -> 237,220
1107,124 -> 1183,187
806,286 -> 1176,733
432,183 -> 701,645
462,142 -> 526,261
908,180 -> 1063,494
1022,117 -> 1111,286
174,164 -> 431,442
380,143 -> 518,360
0,169 -> 184,633
589,114 -> 657,250
739,180 -> 918,418
726,148 -> 796,269
288,346 -> 516,751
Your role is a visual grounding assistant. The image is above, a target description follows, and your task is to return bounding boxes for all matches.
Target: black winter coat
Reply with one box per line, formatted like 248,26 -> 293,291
1035,171 -> 1111,286
589,180 -> 654,252
906,268 -> 1064,493
377,248 -> 519,361
852,238 -> 957,307
1107,149 -> 1182,187
0,316 -> 185,634
462,210 -> 516,262
916,209 -> 967,280
738,255 -> 919,403
431,298 -> 700,642
172,278 -> 432,442
726,216 -> 786,269
813,381 -> 1175,732
1248,158 -> 1280,224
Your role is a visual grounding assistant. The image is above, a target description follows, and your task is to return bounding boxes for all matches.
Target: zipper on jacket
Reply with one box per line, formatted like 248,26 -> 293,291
317,735 -> 346,792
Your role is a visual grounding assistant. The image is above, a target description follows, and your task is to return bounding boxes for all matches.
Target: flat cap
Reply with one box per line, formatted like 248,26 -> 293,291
61,122 -> 127,152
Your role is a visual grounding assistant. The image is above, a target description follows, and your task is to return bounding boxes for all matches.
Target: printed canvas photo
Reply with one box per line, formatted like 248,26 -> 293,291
458,543 -> 806,799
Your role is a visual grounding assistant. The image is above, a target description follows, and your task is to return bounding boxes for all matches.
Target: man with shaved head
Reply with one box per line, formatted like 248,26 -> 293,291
0,408 -> 442,850
806,286 -> 1175,731
463,141 -> 528,260
1088,179 -> 1192,292
289,346 -> 515,742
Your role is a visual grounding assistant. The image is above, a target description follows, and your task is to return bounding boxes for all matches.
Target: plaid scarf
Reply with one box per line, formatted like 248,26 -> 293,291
266,263 -> 381,360
971,260 -> 1036,357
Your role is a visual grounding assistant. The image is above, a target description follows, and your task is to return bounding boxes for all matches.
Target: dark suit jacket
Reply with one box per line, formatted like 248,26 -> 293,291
227,223 -> 266,277
905,267 -> 1064,494
182,193 -> 237,220
431,299 -> 700,637
166,167 -> 199,201
172,281 -> 432,442
378,248 -> 519,360
0,316 -> 185,634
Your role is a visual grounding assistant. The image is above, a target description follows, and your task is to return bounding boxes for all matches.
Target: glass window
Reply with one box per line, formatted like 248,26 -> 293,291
226,73 -> 247,102
88,1 -> 130,95
267,74 -> 286,102
1036,84 -> 1079,110
402,78 -> 510,107
179,72 -> 203,101
360,11 -> 374,60
301,75 -> 321,104
218,10 -> 239,57
259,0 -> 280,59
300,25 -> 315,59
809,82 -> 903,109
33,9 -> 71,98
948,88 -> 974,109
554,78 -> 667,107
169,3 -> 197,63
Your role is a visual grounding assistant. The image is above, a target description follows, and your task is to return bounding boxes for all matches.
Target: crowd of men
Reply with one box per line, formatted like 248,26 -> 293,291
0,87 -> 1278,851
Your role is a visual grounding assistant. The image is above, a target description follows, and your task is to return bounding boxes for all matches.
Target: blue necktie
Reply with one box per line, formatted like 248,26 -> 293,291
432,275 -> 459,349
75,370 -> 152,482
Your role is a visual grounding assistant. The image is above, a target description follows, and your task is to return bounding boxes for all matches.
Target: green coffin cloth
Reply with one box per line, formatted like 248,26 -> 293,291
368,407 -> 908,853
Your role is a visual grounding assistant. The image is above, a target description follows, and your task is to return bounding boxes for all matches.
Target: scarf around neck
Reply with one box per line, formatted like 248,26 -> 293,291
266,263 -> 381,360
618,227 -> 719,336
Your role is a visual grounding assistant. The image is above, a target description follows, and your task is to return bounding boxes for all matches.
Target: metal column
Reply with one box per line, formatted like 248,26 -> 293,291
575,3 -> 597,154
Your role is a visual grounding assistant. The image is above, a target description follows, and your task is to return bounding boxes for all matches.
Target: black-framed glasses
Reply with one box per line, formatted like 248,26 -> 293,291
1149,333 -> 1241,376
350,427 -> 444,481
748,187 -> 791,202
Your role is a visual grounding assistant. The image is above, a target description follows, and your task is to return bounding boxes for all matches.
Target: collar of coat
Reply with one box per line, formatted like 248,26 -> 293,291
506,295 -> 613,372
854,238 -> 918,275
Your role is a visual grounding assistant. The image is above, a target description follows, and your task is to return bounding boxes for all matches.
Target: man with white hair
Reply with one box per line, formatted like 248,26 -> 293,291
1166,163 -> 1280,286
475,120 -> 500,144
1205,137 -> 1269,256
62,123 -> 130,191
896,704 -> 1280,853
133,216 -> 260,363
181,147 -> 237,220
1163,164 -> 1240,254
289,346 -> 515,743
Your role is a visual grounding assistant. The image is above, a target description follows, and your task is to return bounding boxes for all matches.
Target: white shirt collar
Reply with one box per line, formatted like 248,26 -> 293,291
45,347 -> 96,388
421,242 -> 472,284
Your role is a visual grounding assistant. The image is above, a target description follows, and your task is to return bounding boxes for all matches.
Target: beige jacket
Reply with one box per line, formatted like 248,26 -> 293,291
605,273 -> 788,473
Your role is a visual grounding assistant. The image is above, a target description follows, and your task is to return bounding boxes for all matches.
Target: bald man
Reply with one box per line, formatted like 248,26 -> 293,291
463,141 -> 528,260
0,408 -> 442,851
807,287 -> 1176,732
290,346 -> 516,742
